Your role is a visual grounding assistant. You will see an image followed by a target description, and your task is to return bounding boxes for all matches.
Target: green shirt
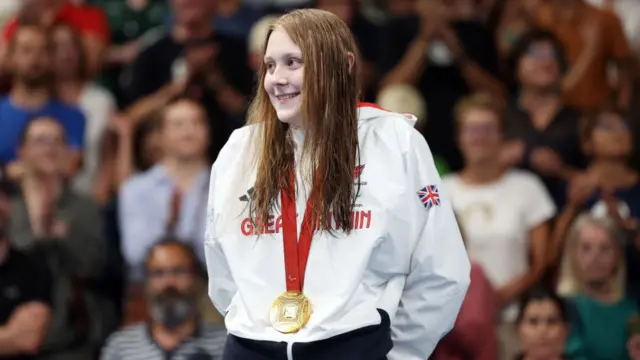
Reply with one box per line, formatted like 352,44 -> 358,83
566,295 -> 638,360
89,0 -> 167,45
88,0 -> 168,105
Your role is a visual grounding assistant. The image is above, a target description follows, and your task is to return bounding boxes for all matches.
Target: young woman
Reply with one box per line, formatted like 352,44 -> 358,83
204,9 -> 470,360
552,108 -> 640,298
557,214 -> 640,360
515,288 -> 571,360
442,93 -> 555,360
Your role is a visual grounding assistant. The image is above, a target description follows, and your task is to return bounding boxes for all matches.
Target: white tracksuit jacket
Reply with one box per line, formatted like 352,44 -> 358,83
204,103 -> 470,360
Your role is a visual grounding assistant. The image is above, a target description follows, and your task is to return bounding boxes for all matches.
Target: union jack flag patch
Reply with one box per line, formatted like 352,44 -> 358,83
417,185 -> 441,209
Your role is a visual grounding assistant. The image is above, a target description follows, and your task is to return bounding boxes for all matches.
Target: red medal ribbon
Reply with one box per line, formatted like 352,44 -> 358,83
280,171 -> 317,292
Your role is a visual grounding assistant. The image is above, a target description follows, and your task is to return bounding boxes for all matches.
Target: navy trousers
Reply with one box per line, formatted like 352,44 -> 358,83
223,309 -> 393,360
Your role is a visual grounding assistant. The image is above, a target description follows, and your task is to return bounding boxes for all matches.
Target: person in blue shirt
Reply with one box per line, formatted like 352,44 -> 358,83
0,24 -> 85,173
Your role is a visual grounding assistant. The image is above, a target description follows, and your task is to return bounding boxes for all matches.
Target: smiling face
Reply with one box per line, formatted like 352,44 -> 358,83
263,26 -> 304,127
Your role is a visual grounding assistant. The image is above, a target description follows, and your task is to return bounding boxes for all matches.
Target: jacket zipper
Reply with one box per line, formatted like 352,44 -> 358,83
286,340 -> 294,360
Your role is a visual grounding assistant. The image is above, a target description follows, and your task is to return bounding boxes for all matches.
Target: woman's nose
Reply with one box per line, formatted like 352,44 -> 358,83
276,76 -> 288,85
271,65 -> 289,84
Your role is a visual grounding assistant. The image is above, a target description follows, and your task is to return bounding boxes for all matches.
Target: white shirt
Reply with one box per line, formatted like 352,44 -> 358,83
442,170 -> 556,321
204,105 -> 470,360
72,84 -> 116,196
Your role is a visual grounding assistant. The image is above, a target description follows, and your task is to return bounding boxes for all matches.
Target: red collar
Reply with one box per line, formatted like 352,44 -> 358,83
357,102 -> 383,110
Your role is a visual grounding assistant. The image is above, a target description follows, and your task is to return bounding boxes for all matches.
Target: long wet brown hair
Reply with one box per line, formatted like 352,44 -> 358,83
248,9 -> 361,234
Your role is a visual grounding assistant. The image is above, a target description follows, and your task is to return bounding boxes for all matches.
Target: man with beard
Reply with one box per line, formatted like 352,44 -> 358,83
100,239 -> 226,359
0,25 -> 85,174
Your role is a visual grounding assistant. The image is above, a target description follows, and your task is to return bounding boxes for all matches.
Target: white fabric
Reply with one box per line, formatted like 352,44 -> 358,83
442,170 -> 556,321
204,105 -> 470,360
72,84 -> 116,196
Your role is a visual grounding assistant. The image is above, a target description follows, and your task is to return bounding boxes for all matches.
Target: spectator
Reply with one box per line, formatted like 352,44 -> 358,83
557,214 -> 640,360
536,0 -> 631,111
442,93 -> 555,360
167,0 -> 264,42
8,116 -> 107,360
90,0 -> 168,108
431,215 -> 498,360
119,99 -> 209,282
214,0 -> 264,41
91,111 -> 164,206
586,0 -> 640,60
126,0 -> 252,162
1,0 -> 110,76
0,24 -> 86,178
505,29 -> 585,206
0,200 -> 52,359
515,287 -> 570,360
132,115 -> 163,172
100,239 -> 226,359
380,0 -> 502,171
552,107 -> 640,298
52,23 -> 116,199
488,0 -> 538,61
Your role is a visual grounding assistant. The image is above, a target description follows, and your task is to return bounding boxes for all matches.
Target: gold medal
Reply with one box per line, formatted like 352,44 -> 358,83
269,291 -> 312,333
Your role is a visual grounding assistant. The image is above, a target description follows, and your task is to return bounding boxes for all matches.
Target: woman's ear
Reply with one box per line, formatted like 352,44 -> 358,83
347,52 -> 355,73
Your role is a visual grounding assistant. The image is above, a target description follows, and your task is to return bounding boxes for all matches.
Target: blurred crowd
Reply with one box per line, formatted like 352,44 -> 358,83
0,0 -> 639,359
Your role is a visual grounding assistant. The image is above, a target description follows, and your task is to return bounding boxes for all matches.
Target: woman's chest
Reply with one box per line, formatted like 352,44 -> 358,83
212,155 -> 413,291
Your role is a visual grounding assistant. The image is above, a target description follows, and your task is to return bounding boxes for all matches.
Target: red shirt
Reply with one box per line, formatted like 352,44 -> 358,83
2,2 -> 110,43
431,262 -> 499,360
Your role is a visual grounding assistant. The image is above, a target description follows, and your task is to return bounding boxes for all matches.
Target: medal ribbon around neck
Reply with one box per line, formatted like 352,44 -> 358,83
268,170 -> 317,333
280,170 -> 317,292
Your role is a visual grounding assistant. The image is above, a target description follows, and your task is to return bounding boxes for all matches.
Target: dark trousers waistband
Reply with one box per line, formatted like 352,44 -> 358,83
223,309 -> 392,360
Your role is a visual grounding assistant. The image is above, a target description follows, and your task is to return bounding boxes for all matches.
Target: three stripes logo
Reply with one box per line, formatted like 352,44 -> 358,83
239,187 -> 254,202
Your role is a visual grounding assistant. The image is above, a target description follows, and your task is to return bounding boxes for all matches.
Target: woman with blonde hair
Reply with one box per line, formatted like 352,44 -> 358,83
204,8 -> 470,360
557,214 -> 640,360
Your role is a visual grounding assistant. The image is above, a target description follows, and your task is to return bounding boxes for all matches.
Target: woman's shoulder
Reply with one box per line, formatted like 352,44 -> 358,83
358,106 -> 427,156
211,124 -> 259,180
216,124 -> 258,160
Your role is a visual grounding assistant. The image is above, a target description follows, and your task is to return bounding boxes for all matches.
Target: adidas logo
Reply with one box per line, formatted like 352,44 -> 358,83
239,187 -> 254,202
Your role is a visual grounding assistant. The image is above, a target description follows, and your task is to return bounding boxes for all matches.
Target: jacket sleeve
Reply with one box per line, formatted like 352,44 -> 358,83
204,163 -> 237,316
388,125 -> 471,360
